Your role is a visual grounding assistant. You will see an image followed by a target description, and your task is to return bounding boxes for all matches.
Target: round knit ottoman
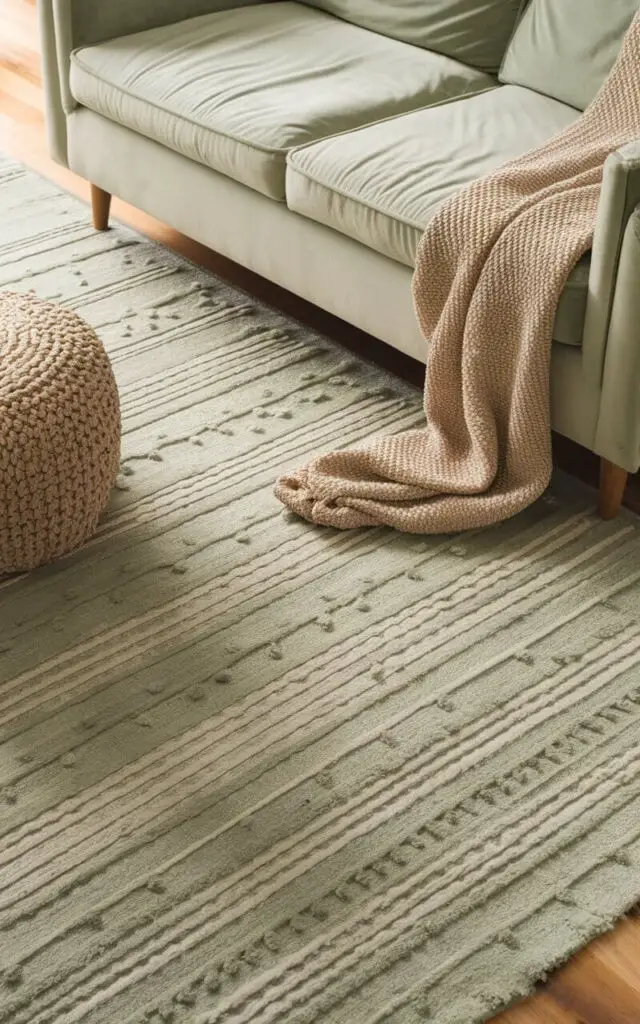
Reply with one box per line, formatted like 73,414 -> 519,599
0,291 -> 120,573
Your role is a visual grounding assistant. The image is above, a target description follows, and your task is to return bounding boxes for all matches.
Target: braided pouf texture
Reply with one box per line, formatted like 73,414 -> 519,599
0,291 -> 120,573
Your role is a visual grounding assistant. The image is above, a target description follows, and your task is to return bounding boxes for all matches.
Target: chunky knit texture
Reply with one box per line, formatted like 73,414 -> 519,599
275,14 -> 640,532
0,291 -> 120,572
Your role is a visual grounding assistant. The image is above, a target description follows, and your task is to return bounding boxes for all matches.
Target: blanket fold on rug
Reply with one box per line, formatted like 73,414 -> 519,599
275,14 -> 640,533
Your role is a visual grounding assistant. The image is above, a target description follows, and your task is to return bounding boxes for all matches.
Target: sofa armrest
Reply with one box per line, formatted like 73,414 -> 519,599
594,202 -> 640,472
37,0 -> 273,165
582,140 -> 640,387
38,0 -> 68,165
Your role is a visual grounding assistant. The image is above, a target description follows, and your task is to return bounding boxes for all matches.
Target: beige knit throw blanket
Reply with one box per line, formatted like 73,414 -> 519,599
275,15 -> 640,532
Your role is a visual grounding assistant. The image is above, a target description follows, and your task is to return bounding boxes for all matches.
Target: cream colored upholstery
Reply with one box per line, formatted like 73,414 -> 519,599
500,0 -> 640,111
67,108 -> 604,457
39,0 -> 640,475
69,1 -> 494,201
300,0 -> 524,72
287,86 -> 588,346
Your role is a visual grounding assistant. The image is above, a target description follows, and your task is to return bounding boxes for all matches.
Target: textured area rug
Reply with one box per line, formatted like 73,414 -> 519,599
1,156 -> 640,1024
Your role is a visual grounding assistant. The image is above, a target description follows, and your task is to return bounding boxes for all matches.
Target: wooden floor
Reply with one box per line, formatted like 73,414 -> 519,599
1,4 -> 640,1021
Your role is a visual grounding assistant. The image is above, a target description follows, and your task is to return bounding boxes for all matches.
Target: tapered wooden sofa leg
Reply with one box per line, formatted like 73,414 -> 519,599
90,184 -> 111,230
598,458 -> 628,519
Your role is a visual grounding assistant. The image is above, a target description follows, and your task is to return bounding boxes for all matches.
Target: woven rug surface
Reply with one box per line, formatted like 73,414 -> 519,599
1,156 -> 640,1024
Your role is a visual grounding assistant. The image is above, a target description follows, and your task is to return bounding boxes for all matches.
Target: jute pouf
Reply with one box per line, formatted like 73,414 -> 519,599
0,291 -> 120,573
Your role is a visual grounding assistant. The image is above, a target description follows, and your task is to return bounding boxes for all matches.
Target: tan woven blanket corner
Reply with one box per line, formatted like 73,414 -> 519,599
275,15 -> 640,533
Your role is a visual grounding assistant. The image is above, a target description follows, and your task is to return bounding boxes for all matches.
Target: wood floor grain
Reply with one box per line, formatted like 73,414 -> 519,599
0,5 -> 639,1021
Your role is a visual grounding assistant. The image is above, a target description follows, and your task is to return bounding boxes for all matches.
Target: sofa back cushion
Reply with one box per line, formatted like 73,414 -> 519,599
62,0 -> 270,48
500,0 -> 639,110
299,0 -> 524,72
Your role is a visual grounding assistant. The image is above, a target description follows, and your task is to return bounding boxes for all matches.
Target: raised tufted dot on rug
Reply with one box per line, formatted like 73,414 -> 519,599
0,291 -> 120,573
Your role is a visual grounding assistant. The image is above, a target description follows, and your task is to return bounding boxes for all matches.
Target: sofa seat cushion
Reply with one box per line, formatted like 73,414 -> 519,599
69,1 -> 494,202
287,85 -> 588,346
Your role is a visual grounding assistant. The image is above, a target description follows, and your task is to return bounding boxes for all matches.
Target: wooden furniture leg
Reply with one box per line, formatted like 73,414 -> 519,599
598,458 -> 628,519
90,184 -> 111,230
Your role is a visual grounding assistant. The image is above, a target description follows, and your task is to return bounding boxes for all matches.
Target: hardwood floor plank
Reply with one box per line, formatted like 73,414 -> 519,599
0,64 -> 42,106
0,0 -> 39,68
0,87 -> 43,126
550,959 -> 640,1024
548,918 -> 640,1024
594,917 -> 640,992
493,992 -> 587,1024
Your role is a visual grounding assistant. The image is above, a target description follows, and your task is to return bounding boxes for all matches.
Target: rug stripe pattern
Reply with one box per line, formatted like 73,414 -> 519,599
1,157 -> 640,1024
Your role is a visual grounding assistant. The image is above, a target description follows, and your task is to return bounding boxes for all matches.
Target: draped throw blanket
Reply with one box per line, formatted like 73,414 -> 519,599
275,14 -> 640,532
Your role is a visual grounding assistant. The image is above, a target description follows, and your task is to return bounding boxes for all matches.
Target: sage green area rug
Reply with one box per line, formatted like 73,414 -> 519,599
1,155 -> 640,1024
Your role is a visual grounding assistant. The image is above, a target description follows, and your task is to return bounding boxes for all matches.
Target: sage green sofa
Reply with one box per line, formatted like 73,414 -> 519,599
38,0 -> 640,515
